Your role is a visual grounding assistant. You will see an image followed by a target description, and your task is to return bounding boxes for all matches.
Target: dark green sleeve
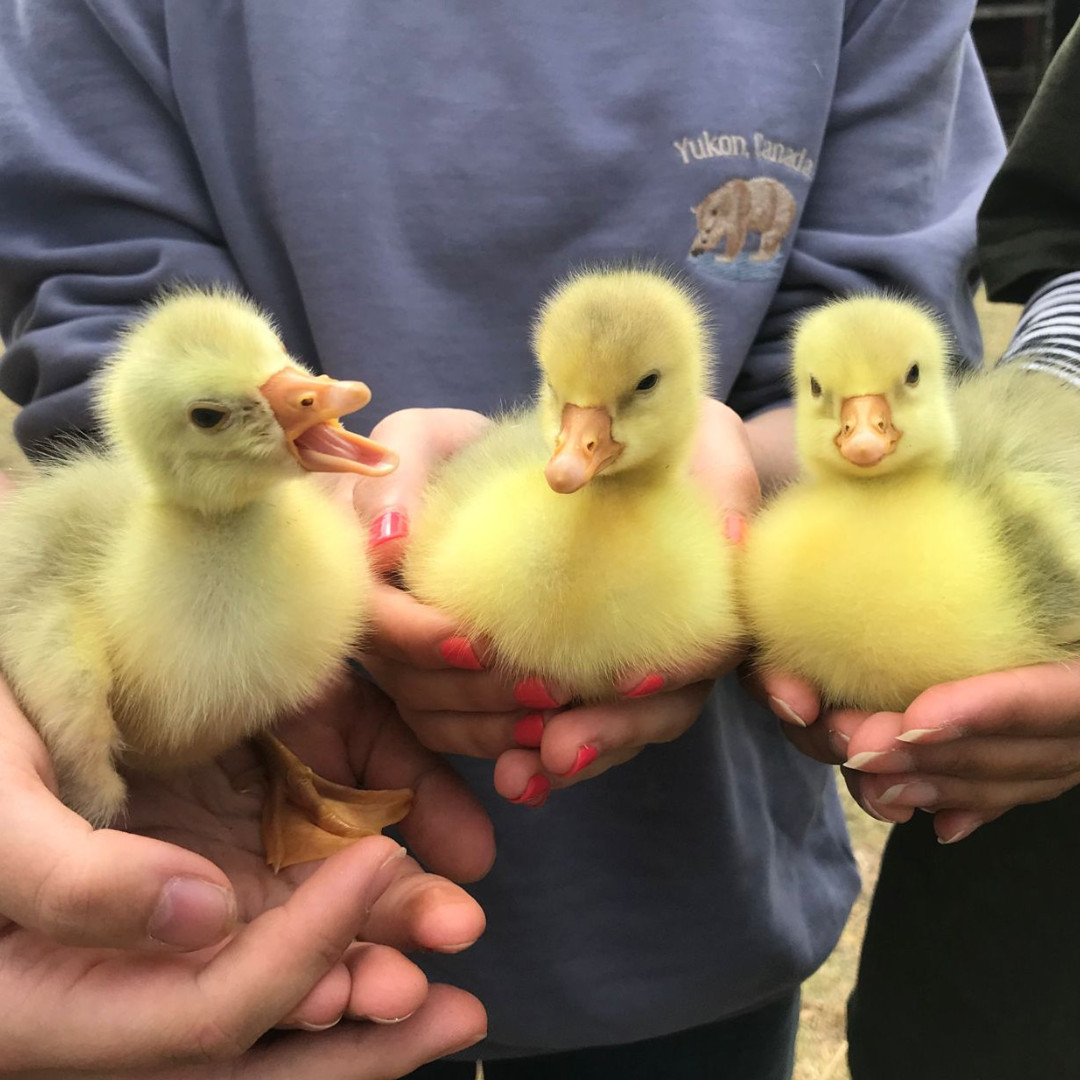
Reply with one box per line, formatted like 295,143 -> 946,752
978,22 -> 1080,304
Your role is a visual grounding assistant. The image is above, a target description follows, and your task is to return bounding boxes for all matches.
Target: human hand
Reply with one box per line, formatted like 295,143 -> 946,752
352,402 -> 758,806
756,662 -> 1080,844
0,673 -> 489,1078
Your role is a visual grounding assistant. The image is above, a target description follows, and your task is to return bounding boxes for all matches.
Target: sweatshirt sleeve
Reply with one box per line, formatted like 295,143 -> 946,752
728,0 -> 1005,418
0,0 -> 243,455
978,22 -> 1080,307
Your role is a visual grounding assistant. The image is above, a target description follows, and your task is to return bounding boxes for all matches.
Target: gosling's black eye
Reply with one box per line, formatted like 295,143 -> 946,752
188,405 -> 230,430
636,371 -> 660,393
809,376 -> 822,398
905,364 -> 920,386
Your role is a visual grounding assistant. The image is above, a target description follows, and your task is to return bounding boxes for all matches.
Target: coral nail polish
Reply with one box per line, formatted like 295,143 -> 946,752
562,745 -> 598,777
511,775 -> 551,807
440,636 -> 483,670
625,673 -> 664,698
724,513 -> 747,545
369,509 -> 408,548
514,713 -> 545,748
514,677 -> 560,710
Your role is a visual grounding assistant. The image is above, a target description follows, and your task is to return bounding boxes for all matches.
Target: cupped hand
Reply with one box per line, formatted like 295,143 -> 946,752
0,673 -> 489,1078
755,661 -> 1080,844
352,401 -> 759,805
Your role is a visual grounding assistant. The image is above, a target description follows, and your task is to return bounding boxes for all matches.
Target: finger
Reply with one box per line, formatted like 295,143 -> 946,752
50,984 -> 487,1080
348,688 -> 496,883
612,641 -> 746,700
279,963 -> 351,1031
858,771 -> 1076,814
690,398 -> 762,522
536,683 -> 713,782
343,942 -> 429,1023
841,767 -> 914,825
397,708 -> 521,757
362,651 -> 520,715
492,745 -> 640,803
361,855 -> 486,955
933,808 -> 1004,845
0,690 -> 235,951
900,660 -> 1080,743
780,707 -> 866,764
353,408 -> 489,574
363,584 -> 467,668
745,667 -> 823,728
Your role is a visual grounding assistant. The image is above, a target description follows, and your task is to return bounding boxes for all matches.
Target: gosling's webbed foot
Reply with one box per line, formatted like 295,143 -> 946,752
256,734 -> 413,873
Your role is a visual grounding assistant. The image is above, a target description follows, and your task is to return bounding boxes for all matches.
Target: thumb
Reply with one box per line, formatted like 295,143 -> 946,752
690,398 -> 762,545
353,407 -> 489,574
0,687 -> 236,951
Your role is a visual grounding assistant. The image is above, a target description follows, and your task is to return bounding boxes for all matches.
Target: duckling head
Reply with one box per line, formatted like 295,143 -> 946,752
792,295 -> 956,481
531,267 -> 711,493
96,288 -> 397,513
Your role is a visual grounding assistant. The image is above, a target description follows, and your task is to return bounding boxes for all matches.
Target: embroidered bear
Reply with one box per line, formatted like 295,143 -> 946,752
690,177 -> 796,263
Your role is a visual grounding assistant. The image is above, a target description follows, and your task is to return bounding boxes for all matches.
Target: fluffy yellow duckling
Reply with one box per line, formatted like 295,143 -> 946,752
403,267 -> 740,699
742,294 -> 1080,712
0,288 -> 410,869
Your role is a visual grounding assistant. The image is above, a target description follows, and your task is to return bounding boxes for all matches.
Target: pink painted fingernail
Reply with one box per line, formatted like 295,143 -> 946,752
510,775 -> 551,807
440,636 -> 483,670
369,509 -> 408,548
562,744 -> 598,778
514,677 -> 560,710
514,713 -> 545,748
724,512 -> 748,545
625,673 -> 664,699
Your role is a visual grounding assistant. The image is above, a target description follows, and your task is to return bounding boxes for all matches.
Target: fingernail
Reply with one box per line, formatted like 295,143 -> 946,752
369,1010 -> 416,1025
827,729 -> 850,760
369,509 -> 408,548
846,749 -> 915,772
514,677 -> 560,710
514,713 -> 545,748
440,636 -> 484,670
877,781 -> 938,807
148,877 -> 236,949
625,673 -> 664,699
510,775 -> 551,807
859,798 -> 898,824
897,724 -> 965,744
768,695 -> 807,727
938,821 -> 980,845
724,512 -> 747,545
561,744 -> 598,778
298,1017 -> 343,1032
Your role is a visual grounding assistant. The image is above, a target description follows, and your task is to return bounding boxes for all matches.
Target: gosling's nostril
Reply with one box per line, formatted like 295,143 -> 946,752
300,396 -> 314,407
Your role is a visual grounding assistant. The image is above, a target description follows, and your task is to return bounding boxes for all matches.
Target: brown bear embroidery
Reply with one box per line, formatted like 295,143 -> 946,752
690,177 -> 796,263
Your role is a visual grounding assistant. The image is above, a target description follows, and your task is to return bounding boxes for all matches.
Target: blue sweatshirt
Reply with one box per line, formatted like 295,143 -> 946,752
0,0 -> 1004,1059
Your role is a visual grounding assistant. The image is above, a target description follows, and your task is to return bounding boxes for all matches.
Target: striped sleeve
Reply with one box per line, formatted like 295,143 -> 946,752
1000,271 -> 1080,389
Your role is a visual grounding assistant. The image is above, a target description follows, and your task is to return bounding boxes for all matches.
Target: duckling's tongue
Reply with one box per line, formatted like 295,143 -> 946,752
835,394 -> 901,468
260,367 -> 398,476
546,404 -> 623,493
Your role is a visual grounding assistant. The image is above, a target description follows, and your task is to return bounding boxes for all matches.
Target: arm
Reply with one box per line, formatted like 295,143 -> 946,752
0,1 -> 243,454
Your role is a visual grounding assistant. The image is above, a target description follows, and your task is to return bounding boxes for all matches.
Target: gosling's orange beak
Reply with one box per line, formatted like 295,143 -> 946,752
259,367 -> 398,476
545,404 -> 624,494
835,394 -> 901,467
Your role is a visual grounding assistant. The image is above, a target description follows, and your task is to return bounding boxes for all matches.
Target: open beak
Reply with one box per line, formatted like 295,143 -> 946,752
835,394 -> 901,467
259,367 -> 398,476
544,404 -> 624,494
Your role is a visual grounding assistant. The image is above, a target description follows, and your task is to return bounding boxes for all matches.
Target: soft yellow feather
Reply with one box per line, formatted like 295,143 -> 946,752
742,294 -> 1080,713
404,267 -> 739,699
0,290 -> 372,825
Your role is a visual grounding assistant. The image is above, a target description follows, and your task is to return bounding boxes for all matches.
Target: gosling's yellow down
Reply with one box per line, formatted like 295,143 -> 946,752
742,294 -> 1080,713
0,288 -> 410,868
403,267 -> 740,698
